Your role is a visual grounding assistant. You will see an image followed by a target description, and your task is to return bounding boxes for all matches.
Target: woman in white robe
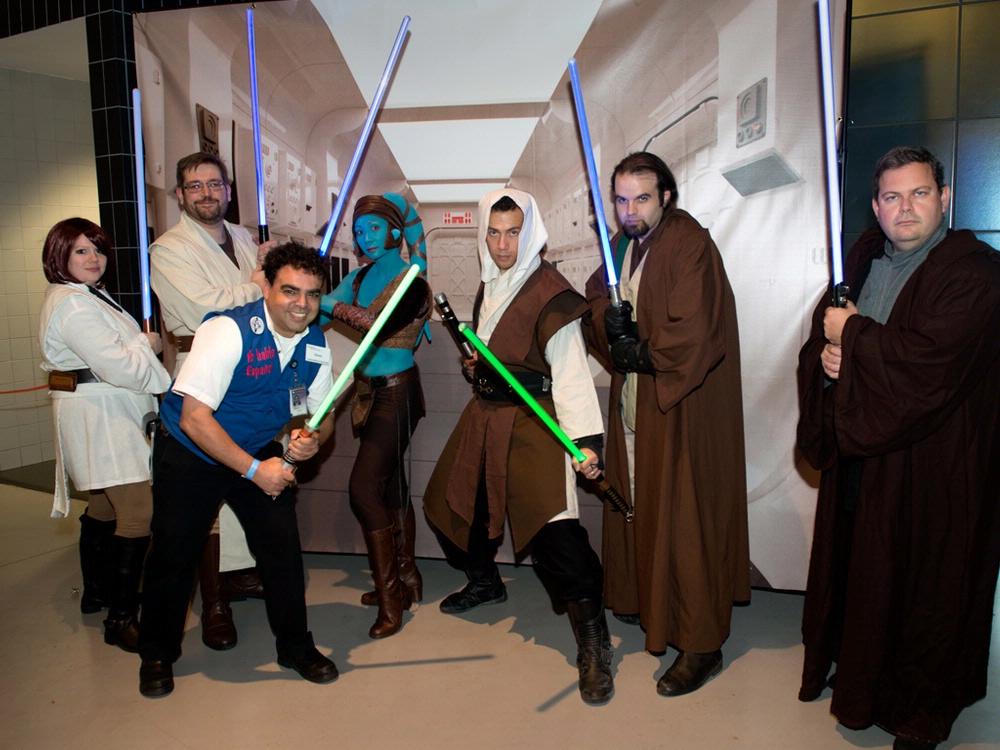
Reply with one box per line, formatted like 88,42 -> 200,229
39,218 -> 171,652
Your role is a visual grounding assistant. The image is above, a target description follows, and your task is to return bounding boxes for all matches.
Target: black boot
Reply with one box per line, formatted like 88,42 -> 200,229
439,562 -> 507,614
199,534 -> 237,650
656,650 -> 722,696
566,598 -> 614,705
79,514 -> 115,613
893,737 -> 938,750
103,535 -> 150,652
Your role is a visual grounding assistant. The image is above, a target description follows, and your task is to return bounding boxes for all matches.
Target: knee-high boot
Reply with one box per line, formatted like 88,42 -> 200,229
566,598 -> 614,705
103,535 -> 150,652
395,503 -> 423,602
361,505 -> 423,607
79,514 -> 115,613
364,527 -> 410,639
199,534 -> 237,650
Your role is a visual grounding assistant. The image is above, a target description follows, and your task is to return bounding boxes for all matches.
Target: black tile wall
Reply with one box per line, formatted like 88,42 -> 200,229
3,0 -> 251,322
844,0 -> 1000,250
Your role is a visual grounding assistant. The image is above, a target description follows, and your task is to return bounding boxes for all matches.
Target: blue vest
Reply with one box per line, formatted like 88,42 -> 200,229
160,298 -> 327,464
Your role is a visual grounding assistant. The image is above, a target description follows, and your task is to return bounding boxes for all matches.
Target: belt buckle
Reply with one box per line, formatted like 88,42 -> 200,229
475,376 -> 495,397
541,376 -> 552,393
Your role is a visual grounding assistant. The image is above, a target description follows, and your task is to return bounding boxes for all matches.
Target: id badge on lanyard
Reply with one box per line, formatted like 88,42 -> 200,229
288,359 -> 308,417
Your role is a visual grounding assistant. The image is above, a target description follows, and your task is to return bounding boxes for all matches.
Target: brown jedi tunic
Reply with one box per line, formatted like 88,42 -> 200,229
424,261 -> 588,553
797,227 -> 1000,743
583,209 -> 750,654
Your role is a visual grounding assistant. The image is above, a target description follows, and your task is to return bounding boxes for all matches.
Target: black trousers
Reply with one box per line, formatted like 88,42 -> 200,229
138,433 -> 313,663
443,466 -> 604,604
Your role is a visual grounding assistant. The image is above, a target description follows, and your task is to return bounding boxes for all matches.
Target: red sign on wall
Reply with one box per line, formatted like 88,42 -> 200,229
443,210 -> 473,225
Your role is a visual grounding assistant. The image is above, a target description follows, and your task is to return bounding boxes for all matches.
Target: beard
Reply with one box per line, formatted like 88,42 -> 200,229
622,220 -> 650,239
184,198 -> 225,224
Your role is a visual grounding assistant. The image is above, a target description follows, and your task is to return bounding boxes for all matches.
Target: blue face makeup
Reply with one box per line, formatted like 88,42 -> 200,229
354,214 -> 395,261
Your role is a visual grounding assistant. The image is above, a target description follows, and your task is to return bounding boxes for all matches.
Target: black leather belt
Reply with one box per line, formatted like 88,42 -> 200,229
474,368 -> 551,403
355,367 -> 417,390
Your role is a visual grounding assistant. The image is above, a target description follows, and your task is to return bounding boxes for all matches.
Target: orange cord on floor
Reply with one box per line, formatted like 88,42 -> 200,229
0,385 -> 49,394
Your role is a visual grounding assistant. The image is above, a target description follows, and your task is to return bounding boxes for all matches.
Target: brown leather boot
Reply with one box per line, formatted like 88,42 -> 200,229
199,534 -> 237,650
361,505 -> 422,606
395,503 -> 423,603
220,568 -> 265,601
364,526 -> 411,639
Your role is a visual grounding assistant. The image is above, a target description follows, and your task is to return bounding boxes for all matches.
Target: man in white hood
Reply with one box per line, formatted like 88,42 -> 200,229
423,188 -> 614,705
150,152 -> 275,652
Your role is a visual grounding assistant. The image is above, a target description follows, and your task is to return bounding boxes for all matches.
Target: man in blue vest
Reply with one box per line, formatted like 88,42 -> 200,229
138,242 -> 337,697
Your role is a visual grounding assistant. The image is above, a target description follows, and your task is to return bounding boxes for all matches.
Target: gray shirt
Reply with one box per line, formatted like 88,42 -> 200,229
857,222 -> 948,324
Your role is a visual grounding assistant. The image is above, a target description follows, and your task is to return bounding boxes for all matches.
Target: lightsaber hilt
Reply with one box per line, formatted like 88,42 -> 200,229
247,8 -> 269,240
594,477 -> 634,522
568,58 -> 619,292
434,292 -> 474,359
608,284 -> 622,309
459,323 -> 632,522
281,425 -> 314,472
817,0 -> 845,304
319,16 -> 410,257
131,88 -> 152,326
280,264 -> 422,472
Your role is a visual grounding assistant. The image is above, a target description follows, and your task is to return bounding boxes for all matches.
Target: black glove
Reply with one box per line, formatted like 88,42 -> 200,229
573,434 -> 605,471
610,337 -> 654,374
604,301 -> 638,342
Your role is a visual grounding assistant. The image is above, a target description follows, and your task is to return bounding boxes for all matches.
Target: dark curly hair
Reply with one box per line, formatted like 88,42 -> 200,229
262,241 -> 327,286
42,217 -> 112,284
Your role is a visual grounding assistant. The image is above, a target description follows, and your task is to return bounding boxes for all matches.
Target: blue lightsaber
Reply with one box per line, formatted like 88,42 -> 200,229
131,88 -> 153,331
568,58 -> 621,307
319,16 -> 411,257
817,0 -> 847,307
246,7 -> 269,243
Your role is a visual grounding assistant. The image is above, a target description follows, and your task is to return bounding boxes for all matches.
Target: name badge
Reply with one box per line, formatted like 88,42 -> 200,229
305,343 -> 331,365
289,385 -> 308,417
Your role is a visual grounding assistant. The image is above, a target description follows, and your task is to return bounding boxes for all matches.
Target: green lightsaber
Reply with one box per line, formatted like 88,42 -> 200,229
459,323 -> 634,521
282,263 -> 421,468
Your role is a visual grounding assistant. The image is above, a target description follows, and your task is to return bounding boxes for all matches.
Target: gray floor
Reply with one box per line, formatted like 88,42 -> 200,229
1,484 -> 997,750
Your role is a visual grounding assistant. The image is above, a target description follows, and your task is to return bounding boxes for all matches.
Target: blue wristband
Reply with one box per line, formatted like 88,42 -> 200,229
244,459 -> 260,481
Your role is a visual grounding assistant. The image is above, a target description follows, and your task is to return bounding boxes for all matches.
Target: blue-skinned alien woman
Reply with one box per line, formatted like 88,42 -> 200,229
321,194 -> 431,639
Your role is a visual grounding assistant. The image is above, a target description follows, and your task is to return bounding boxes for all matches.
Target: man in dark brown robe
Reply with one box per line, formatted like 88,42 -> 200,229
424,188 -> 614,705
583,152 -> 750,697
797,145 -> 1000,750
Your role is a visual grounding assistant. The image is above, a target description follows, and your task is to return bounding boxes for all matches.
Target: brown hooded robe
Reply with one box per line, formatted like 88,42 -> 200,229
584,209 -> 750,654
797,227 -> 1000,743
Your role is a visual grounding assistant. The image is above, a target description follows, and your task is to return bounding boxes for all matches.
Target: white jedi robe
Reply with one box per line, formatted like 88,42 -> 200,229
39,283 -> 171,518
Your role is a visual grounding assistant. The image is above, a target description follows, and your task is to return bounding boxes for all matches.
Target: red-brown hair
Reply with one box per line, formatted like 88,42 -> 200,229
42,217 -> 113,284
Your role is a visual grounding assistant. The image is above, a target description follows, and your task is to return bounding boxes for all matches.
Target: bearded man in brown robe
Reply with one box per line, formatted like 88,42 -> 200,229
583,152 -> 750,698
797,145 -> 1000,750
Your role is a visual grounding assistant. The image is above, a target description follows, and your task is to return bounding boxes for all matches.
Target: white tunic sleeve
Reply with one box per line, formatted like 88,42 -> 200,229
47,294 -> 171,394
545,319 -> 604,441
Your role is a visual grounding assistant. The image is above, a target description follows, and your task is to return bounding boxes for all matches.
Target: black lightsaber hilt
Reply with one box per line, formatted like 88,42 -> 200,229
434,292 -> 474,359
592,477 -> 634,523
258,224 -> 270,244
832,282 -> 850,308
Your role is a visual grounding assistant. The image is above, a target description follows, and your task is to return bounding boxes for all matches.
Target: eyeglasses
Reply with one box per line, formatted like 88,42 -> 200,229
181,179 -> 226,193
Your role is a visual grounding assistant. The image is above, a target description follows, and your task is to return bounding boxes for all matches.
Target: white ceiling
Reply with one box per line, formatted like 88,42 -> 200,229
312,0 -> 603,203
